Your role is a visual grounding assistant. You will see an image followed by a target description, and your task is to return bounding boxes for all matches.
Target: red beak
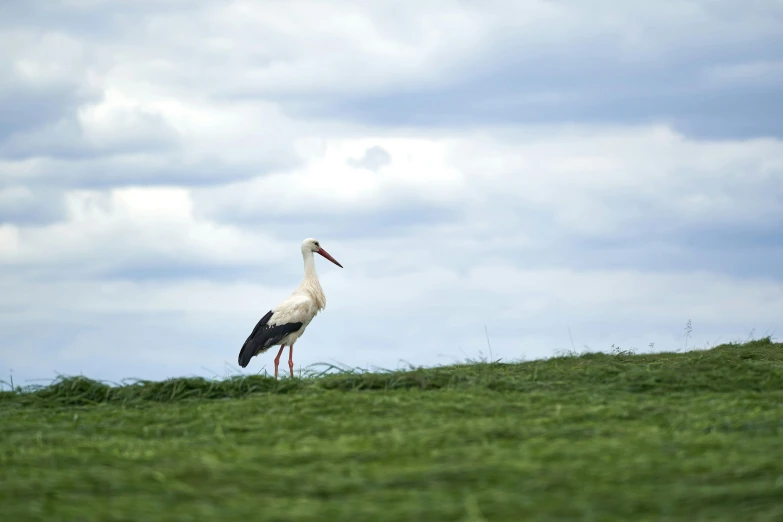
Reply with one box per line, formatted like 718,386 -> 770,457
317,248 -> 343,268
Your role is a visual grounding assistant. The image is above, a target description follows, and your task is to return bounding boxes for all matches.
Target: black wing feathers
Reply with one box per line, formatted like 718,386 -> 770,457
237,310 -> 303,368
245,310 -> 274,341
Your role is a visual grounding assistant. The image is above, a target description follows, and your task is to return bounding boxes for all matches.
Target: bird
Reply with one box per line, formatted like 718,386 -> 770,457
237,238 -> 343,379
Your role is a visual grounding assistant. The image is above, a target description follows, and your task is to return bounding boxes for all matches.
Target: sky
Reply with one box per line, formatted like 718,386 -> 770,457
1,0 -> 783,386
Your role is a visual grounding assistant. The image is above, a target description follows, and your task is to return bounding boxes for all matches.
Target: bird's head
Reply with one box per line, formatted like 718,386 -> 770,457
302,238 -> 343,268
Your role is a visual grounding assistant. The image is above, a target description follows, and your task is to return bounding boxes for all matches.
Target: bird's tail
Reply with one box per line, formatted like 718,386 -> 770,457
237,342 -> 255,368
237,311 -> 274,368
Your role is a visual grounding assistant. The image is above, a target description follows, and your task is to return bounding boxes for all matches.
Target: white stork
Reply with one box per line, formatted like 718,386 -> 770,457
238,238 -> 343,379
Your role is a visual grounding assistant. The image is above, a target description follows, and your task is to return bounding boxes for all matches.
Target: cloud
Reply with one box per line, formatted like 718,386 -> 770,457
1,93 -> 180,160
0,187 -> 292,281
194,126 -> 783,246
1,1 -> 782,385
347,145 -> 392,172
2,251 -> 781,383
9,0 -> 782,143
2,124 -> 781,383
299,3 -> 783,138
193,136 -> 465,224
0,185 -> 65,225
0,28 -> 99,142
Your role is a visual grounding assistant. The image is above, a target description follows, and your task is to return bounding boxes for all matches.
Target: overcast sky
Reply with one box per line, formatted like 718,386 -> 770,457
2,0 -> 782,385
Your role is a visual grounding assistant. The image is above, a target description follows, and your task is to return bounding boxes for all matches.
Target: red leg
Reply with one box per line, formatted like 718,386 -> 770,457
288,345 -> 295,378
273,346 -> 285,380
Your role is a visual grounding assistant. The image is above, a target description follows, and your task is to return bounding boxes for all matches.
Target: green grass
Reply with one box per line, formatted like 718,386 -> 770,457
2,338 -> 783,521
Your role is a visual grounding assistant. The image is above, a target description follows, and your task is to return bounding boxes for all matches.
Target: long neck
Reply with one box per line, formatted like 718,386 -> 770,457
300,250 -> 326,309
302,250 -> 319,285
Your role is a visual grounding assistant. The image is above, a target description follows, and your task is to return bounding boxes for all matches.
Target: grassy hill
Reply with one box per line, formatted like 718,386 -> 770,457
2,338 -> 782,521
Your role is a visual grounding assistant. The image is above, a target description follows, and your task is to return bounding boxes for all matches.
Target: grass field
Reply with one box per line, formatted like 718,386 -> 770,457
2,338 -> 783,521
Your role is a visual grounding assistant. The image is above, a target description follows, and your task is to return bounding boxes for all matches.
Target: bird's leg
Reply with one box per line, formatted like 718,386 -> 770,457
288,345 -> 295,378
273,346 -> 285,380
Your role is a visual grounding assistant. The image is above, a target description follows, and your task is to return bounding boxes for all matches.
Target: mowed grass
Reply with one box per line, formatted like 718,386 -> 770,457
2,339 -> 783,521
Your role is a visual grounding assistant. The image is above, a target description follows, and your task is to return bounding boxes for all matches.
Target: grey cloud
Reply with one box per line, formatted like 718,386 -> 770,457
59,257 -> 262,283
2,156 -> 289,192
0,22 -> 100,144
0,1 -> 206,39
0,186 -> 66,225
322,67 -> 783,140
162,2 -> 783,140
0,232 -> 287,284
193,191 -> 459,240
0,106 -> 180,161
519,234 -> 783,282
0,86 -> 98,143
285,21 -> 783,140
347,146 -> 392,172
96,263 -> 261,284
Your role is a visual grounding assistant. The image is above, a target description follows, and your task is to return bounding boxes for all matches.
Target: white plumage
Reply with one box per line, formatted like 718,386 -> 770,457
237,238 -> 343,379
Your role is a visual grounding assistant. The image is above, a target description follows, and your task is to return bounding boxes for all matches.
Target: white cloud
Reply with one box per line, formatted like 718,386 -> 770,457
193,125 -> 783,240
0,29 -> 90,90
194,135 -> 467,221
1,1 -> 782,385
0,187 -> 289,275
11,0 -> 776,105
2,249 -> 780,382
75,88 -> 179,151
447,126 -> 783,233
2,123 -> 781,382
123,0 -> 491,97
